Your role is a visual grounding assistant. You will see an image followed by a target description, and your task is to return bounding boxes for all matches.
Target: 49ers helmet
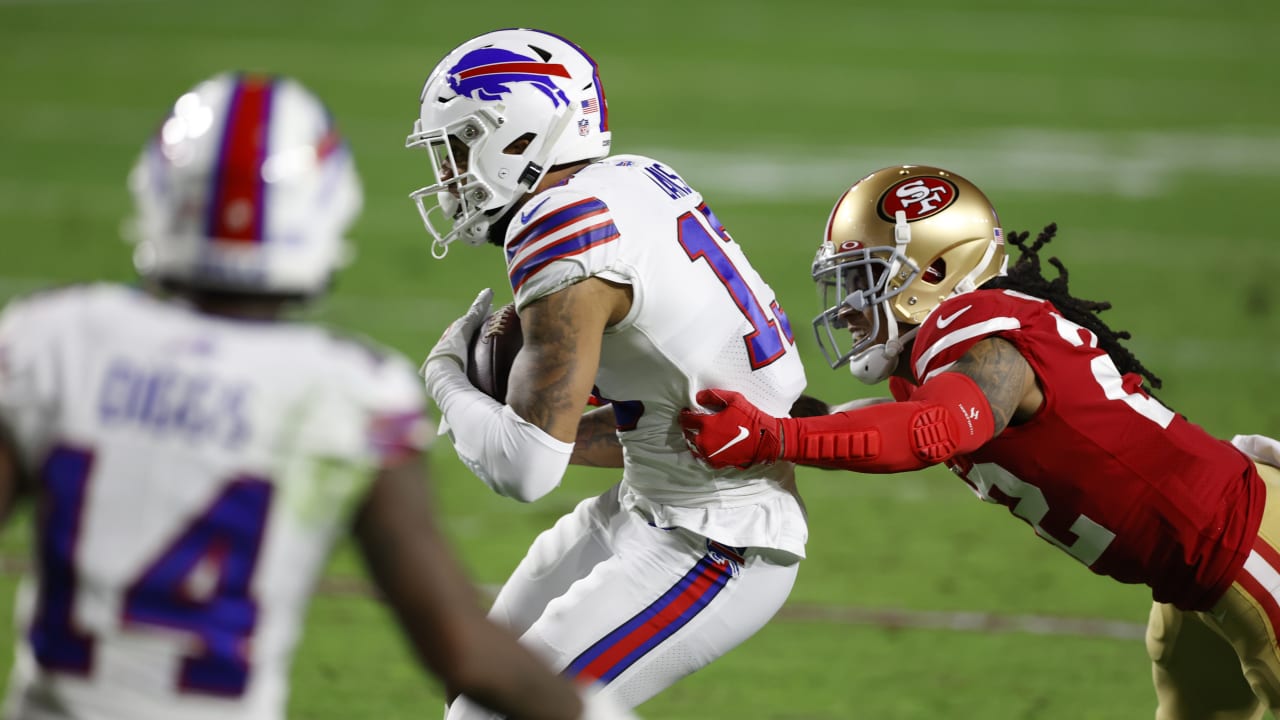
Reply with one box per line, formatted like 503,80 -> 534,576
812,165 -> 1006,383
127,73 -> 361,297
406,28 -> 611,257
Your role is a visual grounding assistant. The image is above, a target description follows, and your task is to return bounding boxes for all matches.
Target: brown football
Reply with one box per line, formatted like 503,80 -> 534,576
466,303 -> 523,401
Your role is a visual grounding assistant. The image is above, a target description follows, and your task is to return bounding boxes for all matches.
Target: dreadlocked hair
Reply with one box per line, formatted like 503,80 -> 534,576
984,223 -> 1164,390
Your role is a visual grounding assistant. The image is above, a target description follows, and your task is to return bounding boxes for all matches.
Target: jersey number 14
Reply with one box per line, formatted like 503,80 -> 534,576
31,444 -> 270,697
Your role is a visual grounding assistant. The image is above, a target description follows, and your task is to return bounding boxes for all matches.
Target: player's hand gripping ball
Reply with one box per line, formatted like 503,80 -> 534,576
466,303 -> 523,401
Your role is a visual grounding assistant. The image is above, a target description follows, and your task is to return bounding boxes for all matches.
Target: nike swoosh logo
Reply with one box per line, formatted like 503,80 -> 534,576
519,198 -> 551,225
707,425 -> 751,458
935,305 -> 972,329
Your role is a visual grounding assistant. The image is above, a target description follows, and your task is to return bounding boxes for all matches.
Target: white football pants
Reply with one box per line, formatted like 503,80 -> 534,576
445,482 -> 800,717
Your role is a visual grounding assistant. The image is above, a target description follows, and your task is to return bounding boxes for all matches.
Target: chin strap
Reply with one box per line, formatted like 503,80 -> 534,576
848,325 -> 919,385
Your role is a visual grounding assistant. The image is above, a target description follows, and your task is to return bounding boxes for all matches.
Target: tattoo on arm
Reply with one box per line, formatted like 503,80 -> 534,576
571,407 -> 623,468
509,291 -> 594,434
951,337 -> 1035,436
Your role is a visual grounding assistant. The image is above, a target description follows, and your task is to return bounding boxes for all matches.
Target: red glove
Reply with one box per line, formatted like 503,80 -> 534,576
679,389 -> 787,469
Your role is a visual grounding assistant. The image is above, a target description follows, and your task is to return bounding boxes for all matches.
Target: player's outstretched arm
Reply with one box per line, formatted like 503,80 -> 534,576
679,338 -> 1038,472
353,457 -> 586,720
680,378 -> 992,472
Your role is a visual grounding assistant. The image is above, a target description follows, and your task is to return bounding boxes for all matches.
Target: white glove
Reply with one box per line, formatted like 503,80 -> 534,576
420,288 -> 493,377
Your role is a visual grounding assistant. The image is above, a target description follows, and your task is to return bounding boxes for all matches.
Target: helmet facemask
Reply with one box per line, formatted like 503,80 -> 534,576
407,107 -> 564,257
812,211 -> 922,383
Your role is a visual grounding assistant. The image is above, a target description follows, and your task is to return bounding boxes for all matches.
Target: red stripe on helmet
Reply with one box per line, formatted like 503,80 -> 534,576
457,61 -> 570,79
207,75 -> 274,244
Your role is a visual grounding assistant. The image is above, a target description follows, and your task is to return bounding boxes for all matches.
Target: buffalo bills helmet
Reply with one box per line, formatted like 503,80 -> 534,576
406,28 -> 611,257
127,72 -> 361,297
812,165 -> 1006,384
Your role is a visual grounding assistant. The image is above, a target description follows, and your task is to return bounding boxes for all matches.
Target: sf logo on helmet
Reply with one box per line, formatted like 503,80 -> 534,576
878,177 -> 959,221
447,48 -> 571,107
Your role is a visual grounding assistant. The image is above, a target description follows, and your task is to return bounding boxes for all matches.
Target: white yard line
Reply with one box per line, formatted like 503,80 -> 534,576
0,553 -> 1145,640
318,574 -> 1148,641
2,128 -> 1279,212
0,274 -> 1274,372
645,127 -> 1280,201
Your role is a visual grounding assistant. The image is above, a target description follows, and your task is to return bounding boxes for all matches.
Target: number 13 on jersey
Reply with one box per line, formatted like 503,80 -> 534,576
677,204 -> 795,370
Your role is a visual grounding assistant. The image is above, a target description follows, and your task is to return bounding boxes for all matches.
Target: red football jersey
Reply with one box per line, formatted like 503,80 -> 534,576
896,288 -> 1263,610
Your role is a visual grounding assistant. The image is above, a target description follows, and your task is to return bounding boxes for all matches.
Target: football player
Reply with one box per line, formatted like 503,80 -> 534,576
411,28 -> 810,714
678,165 -> 1280,718
0,73 -> 635,720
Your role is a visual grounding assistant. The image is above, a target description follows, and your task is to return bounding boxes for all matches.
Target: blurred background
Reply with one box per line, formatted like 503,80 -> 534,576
2,0 -> 1279,717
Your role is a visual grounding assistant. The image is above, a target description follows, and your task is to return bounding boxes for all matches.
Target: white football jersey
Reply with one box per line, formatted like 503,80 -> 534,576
0,284 -> 428,720
506,155 -> 808,557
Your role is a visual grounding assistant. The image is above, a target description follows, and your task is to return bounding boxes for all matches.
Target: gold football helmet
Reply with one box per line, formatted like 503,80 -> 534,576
812,165 -> 1006,383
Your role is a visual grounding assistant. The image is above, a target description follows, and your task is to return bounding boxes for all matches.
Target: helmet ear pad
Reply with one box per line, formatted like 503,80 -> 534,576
128,73 -> 361,297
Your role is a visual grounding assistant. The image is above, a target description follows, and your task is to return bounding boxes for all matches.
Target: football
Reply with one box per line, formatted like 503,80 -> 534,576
466,303 -> 523,401
788,394 -> 830,418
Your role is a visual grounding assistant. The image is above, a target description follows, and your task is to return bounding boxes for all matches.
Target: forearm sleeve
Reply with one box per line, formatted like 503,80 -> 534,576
426,361 -> 571,502
779,372 -> 995,472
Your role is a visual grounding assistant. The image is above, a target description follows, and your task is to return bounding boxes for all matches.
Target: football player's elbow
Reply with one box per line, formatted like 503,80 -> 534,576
478,435 -> 571,502
491,470 -> 561,503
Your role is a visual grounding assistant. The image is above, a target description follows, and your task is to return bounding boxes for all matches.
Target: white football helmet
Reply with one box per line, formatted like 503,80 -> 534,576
127,72 -> 362,297
406,28 -> 612,257
812,165 -> 1007,384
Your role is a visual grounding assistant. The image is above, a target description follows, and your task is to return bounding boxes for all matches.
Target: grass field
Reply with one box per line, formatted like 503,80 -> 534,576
2,0 -> 1280,717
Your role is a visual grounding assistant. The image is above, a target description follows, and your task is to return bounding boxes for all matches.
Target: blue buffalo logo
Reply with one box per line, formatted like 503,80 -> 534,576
448,48 -> 570,107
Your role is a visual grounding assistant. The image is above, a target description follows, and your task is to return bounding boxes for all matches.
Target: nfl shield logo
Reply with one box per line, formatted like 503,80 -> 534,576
578,118 -> 590,136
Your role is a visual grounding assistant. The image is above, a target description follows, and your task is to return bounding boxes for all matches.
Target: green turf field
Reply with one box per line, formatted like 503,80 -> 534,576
2,0 -> 1279,717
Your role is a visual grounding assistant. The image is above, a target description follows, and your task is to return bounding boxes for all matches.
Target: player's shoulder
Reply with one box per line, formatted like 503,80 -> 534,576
503,156 -> 646,237
571,153 -> 683,190
911,289 -> 1050,380
503,165 -> 631,297
3,280 -> 134,310
1,282 -> 142,334
922,289 -> 1048,335
592,153 -> 702,204
504,153 -> 695,242
505,181 -> 612,252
